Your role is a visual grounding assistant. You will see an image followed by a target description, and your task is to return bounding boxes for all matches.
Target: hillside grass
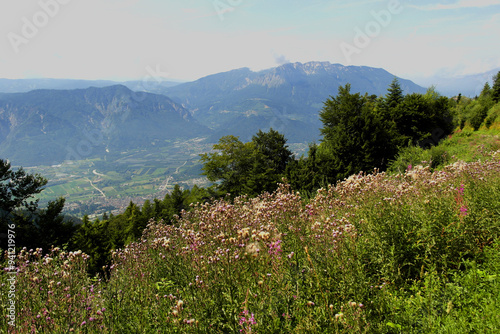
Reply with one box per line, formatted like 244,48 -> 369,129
388,128 -> 500,174
2,135 -> 500,332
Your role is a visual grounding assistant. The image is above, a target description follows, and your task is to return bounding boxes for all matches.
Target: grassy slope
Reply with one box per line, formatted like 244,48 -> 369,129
2,127 -> 500,333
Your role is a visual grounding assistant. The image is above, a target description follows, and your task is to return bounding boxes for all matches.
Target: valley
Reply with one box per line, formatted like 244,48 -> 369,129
25,138 -> 214,218
24,137 -> 310,218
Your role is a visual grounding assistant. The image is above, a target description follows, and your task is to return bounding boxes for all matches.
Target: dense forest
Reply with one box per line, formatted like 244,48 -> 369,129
1,73 -> 500,275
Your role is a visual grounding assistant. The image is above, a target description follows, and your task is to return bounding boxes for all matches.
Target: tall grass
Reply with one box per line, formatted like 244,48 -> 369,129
2,151 -> 500,333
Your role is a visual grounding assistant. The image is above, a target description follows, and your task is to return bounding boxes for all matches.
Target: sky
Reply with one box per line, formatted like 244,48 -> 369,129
0,0 -> 499,83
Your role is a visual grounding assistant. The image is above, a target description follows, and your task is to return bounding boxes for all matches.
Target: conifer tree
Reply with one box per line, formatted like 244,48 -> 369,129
492,71 -> 500,103
385,77 -> 404,110
319,84 -> 394,181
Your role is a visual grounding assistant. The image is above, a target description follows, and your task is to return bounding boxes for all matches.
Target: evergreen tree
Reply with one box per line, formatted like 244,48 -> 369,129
481,82 -> 492,98
319,84 -> 395,181
385,77 -> 404,111
286,143 -> 328,194
35,197 -> 75,249
393,93 -> 453,147
492,71 -> 500,103
71,216 -> 112,275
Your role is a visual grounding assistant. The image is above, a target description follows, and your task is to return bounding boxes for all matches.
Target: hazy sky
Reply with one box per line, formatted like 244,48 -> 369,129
1,0 -> 499,81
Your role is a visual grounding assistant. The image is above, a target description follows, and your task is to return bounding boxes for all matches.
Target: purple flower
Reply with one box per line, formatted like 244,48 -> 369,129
460,206 -> 468,216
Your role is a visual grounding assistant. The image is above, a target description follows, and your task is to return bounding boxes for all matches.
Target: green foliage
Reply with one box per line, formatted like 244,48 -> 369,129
388,129 -> 500,173
469,103 -> 489,130
319,84 -> 397,181
451,79 -> 500,130
385,77 -> 404,110
200,128 -> 293,197
492,71 -> 500,103
286,143 -> 330,195
200,135 -> 254,196
288,80 -> 454,194
0,159 -> 47,215
393,92 -> 453,147
1,160 -> 76,251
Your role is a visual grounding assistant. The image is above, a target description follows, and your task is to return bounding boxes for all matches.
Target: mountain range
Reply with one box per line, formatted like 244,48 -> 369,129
0,78 -> 182,94
1,61 -> 429,166
0,85 -> 208,166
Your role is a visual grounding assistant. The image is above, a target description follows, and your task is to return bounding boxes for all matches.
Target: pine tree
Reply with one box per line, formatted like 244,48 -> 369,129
319,84 -> 395,181
481,82 -> 492,98
492,71 -> 500,103
385,77 -> 404,110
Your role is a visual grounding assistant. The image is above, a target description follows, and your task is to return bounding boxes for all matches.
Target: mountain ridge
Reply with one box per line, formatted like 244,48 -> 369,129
161,61 -> 426,142
0,85 -> 209,166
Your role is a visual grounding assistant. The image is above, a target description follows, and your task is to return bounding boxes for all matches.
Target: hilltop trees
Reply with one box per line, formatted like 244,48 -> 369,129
287,79 -> 454,193
200,128 -> 293,197
318,84 -> 396,181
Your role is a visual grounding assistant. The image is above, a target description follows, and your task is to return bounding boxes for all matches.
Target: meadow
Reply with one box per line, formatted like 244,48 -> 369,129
2,143 -> 499,333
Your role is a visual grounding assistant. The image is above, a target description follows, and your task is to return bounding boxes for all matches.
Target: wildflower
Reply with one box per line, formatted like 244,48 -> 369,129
306,301 -> 315,307
460,206 -> 468,216
176,300 -> 184,309
245,242 -> 260,256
